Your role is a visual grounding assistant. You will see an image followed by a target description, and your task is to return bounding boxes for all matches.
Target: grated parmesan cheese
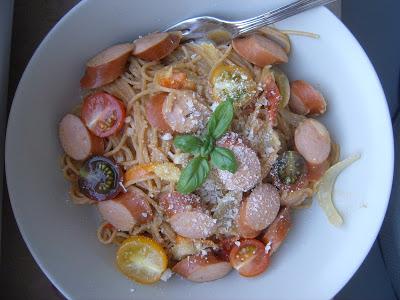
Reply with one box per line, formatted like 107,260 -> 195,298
160,268 -> 173,282
161,133 -> 173,141
265,241 -> 272,254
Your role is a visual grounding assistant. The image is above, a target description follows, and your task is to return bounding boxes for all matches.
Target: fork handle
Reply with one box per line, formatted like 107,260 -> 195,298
236,0 -> 337,35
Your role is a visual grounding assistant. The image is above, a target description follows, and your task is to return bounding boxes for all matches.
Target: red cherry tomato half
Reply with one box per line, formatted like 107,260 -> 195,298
229,239 -> 270,277
216,237 -> 240,262
82,92 -> 126,138
263,74 -> 281,126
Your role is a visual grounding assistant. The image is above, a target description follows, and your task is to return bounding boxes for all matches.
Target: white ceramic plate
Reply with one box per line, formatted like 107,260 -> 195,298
5,0 -> 394,299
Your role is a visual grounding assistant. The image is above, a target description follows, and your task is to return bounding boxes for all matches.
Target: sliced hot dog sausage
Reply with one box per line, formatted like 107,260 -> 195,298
59,114 -> 104,161
294,118 -> 331,164
261,207 -> 291,254
280,188 -> 313,207
289,80 -> 326,115
145,93 -> 173,133
80,43 -> 134,89
232,34 -> 288,67
98,186 -> 153,231
133,31 -> 181,61
168,211 -> 217,239
237,207 -> 261,238
216,133 -> 261,192
172,253 -> 232,282
162,90 -> 211,133
238,183 -> 280,237
158,191 -> 202,218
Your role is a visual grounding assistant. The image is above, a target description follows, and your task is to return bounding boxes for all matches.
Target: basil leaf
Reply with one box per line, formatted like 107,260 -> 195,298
207,99 -> 234,139
173,135 -> 203,154
177,157 -> 210,194
210,147 -> 238,173
200,135 -> 215,157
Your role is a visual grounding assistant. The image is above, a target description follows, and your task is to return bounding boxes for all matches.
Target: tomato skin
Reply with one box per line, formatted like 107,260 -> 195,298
307,160 -> 330,182
81,92 -> 126,138
263,74 -> 281,126
261,207 -> 291,254
158,69 -> 196,90
229,239 -> 270,277
216,237 -> 240,262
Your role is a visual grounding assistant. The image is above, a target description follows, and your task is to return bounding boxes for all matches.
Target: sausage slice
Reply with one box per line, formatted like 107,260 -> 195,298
261,207 -> 291,254
59,114 -> 104,161
232,34 -> 288,67
80,43 -> 133,89
289,80 -> 326,115
133,32 -> 181,61
158,192 -> 202,218
294,118 -> 331,164
173,253 -> 232,282
238,183 -> 280,235
168,211 -> 217,239
216,133 -> 261,192
162,90 -> 211,133
98,186 -> 153,231
145,93 -> 173,133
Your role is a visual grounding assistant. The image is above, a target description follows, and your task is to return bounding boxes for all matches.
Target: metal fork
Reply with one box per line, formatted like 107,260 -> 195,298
165,0 -> 337,44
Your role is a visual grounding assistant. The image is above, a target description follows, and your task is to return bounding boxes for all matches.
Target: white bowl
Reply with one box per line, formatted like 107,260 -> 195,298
5,0 -> 394,299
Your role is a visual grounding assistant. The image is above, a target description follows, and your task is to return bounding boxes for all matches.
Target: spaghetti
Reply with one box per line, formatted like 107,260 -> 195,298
59,27 -> 345,284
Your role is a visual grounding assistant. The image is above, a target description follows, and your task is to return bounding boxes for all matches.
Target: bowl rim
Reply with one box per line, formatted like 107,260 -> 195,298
5,1 -> 394,299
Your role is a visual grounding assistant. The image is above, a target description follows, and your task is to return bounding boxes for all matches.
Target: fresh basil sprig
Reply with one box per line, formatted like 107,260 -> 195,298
210,146 -> 238,173
173,98 -> 237,194
173,135 -> 203,154
207,98 -> 234,139
176,157 -> 210,194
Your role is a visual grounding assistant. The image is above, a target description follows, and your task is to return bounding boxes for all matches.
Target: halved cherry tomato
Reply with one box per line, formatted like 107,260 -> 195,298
104,223 -> 114,230
271,151 -> 309,192
78,155 -> 123,201
263,73 -> 281,126
306,160 -> 330,182
229,239 -> 270,277
211,64 -> 256,106
216,237 -> 240,262
81,92 -> 126,138
145,93 -> 172,133
261,207 -> 291,254
116,236 -> 168,284
156,68 -> 196,90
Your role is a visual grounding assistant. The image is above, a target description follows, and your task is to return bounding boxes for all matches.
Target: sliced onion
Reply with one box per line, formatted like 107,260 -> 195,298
279,108 -> 307,127
258,26 -> 291,54
316,154 -> 361,226
272,67 -> 290,108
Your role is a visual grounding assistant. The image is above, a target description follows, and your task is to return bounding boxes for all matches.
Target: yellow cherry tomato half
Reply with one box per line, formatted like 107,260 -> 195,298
116,236 -> 168,284
210,64 -> 256,106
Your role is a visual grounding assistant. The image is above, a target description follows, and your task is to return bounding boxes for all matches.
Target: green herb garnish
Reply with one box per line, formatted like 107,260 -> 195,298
173,98 -> 237,194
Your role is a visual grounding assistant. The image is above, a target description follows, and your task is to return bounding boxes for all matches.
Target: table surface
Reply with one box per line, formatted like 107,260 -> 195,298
1,1 -> 398,299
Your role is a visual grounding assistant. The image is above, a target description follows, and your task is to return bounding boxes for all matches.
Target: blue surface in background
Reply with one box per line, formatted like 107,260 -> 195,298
335,0 -> 399,299
342,0 -> 399,119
